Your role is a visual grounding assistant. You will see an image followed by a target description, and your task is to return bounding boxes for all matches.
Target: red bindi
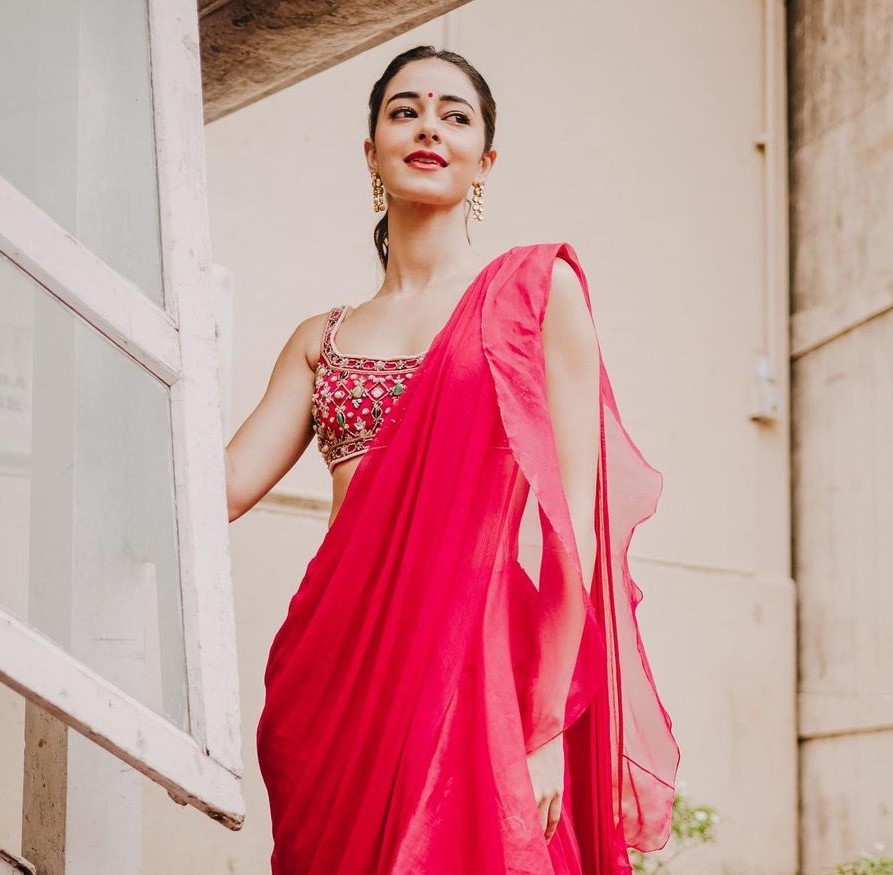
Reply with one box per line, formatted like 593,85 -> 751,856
427,92 -> 434,98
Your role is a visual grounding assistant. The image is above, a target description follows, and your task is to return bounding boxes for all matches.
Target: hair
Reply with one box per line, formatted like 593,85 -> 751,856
367,45 -> 497,270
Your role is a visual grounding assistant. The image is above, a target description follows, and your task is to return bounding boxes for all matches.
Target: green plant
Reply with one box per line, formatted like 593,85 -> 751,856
835,845 -> 893,875
627,782 -> 719,875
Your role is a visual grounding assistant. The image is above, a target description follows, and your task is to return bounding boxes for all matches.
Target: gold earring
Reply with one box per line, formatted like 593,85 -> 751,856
471,180 -> 485,222
372,170 -> 386,213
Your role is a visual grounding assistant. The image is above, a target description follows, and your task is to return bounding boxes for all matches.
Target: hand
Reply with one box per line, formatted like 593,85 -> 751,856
525,731 -> 565,843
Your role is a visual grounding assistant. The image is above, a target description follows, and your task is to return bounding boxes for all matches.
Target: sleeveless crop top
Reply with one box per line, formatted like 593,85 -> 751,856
311,305 -> 426,472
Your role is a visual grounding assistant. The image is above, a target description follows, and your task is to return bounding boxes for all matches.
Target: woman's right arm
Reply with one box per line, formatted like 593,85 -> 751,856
225,313 -> 327,522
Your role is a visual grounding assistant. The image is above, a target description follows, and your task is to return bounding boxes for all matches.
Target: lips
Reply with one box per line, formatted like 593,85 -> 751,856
404,150 -> 448,167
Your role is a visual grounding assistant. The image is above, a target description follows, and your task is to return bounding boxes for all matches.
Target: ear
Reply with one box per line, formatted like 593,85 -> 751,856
477,148 -> 497,181
364,138 -> 377,175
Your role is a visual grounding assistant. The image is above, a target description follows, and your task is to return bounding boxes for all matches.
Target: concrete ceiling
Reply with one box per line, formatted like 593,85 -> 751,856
199,0 -> 472,123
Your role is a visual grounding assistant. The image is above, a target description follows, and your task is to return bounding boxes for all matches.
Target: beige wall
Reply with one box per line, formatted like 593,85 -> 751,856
788,2 -> 893,872
0,3 -> 800,873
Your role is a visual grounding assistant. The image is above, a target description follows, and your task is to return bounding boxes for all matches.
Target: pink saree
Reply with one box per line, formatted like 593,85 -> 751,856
256,242 -> 680,874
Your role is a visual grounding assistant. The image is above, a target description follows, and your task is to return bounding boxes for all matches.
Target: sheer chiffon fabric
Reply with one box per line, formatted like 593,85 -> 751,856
256,242 -> 680,874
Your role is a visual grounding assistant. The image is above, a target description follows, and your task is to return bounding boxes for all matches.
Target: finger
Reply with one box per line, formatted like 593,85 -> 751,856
544,794 -> 562,843
537,796 -> 550,834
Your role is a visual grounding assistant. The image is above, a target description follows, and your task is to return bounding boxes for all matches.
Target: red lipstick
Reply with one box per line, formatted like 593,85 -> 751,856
404,150 -> 448,168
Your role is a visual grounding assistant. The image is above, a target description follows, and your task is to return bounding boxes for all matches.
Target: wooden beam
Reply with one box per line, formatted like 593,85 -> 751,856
0,849 -> 36,874
199,0 -> 473,123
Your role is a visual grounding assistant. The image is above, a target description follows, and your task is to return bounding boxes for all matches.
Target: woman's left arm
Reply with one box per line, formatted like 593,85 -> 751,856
526,256 -> 601,844
541,257 -> 601,593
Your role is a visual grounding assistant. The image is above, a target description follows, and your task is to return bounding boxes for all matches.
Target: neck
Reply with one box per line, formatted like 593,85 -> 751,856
380,197 -> 484,295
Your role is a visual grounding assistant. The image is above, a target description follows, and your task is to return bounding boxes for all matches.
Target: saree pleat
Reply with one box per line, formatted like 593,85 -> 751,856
256,242 -> 680,874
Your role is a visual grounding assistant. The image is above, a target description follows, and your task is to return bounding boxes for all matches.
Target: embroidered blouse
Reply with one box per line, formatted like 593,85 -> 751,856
311,305 -> 425,472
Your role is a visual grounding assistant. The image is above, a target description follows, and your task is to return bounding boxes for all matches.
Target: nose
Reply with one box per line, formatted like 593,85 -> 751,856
415,116 -> 441,143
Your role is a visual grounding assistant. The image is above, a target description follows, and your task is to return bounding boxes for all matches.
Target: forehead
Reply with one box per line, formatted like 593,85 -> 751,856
387,58 -> 477,106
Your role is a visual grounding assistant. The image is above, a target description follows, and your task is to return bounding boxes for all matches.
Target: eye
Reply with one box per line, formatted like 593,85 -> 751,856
388,107 -> 471,124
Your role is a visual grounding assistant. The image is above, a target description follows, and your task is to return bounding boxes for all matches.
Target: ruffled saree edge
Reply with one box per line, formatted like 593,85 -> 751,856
481,241 -> 680,854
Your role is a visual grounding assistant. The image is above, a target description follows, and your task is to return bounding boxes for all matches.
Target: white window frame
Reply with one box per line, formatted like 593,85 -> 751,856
0,0 -> 243,827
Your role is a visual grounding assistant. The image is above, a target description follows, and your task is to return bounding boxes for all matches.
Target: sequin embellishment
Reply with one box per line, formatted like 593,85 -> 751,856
310,305 -> 426,472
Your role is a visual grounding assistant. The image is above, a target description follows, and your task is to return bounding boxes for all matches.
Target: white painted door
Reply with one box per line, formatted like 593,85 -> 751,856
0,0 -> 243,827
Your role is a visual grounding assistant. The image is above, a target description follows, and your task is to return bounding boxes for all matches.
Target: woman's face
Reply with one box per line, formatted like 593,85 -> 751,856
365,58 -> 495,210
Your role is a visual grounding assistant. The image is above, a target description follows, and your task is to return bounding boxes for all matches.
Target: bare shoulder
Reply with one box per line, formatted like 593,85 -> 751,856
543,256 -> 597,365
279,308 -> 333,373
544,256 -> 590,329
547,256 -> 586,310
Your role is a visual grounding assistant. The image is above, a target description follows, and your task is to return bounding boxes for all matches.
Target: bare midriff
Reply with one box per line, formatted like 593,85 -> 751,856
327,455 -> 363,528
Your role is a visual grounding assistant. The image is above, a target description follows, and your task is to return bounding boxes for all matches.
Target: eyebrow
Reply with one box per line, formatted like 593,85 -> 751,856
385,91 -> 475,114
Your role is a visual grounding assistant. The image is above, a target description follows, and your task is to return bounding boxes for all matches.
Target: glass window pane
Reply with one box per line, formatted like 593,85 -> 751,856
0,256 -> 188,732
0,1 -> 163,305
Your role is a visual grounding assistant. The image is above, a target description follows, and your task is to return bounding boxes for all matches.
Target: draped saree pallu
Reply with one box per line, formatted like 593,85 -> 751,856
256,242 -> 681,875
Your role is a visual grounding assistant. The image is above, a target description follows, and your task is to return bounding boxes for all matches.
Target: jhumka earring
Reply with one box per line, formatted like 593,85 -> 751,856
372,170 -> 386,213
471,179 -> 485,222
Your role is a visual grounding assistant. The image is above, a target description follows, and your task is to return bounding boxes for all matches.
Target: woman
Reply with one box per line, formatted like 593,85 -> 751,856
226,45 -> 679,875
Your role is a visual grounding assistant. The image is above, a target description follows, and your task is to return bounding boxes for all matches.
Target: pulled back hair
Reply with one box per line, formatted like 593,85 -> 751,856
367,45 -> 497,270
